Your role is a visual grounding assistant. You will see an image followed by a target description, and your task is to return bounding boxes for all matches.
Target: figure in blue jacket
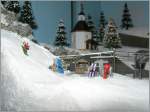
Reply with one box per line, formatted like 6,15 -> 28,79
55,57 -> 64,75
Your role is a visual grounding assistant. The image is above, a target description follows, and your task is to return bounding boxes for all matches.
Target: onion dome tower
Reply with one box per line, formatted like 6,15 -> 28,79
71,2 -> 92,50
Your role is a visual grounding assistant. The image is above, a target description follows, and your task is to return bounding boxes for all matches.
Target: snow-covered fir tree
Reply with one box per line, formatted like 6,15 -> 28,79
92,30 -> 98,42
103,18 -> 121,49
121,2 -> 133,30
1,1 -> 7,6
99,24 -> 105,42
19,1 -> 37,29
54,19 -> 69,47
87,15 -> 98,50
99,11 -> 106,42
1,0 -> 20,14
99,11 -> 106,28
92,30 -> 99,50
87,15 -> 95,33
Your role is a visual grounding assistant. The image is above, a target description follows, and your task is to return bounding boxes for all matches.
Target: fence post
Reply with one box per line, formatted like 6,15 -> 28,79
128,52 -> 129,61
113,48 -> 116,73
139,63 -> 142,79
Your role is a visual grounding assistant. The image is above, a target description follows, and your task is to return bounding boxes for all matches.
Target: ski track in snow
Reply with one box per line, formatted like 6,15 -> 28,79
1,29 -> 149,112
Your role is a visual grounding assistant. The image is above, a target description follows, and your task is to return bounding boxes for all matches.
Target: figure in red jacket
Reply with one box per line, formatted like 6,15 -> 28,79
23,41 -> 29,50
22,41 -> 30,55
103,63 -> 110,79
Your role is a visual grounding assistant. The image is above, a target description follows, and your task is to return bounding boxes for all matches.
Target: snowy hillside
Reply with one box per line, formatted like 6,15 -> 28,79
1,29 -> 149,112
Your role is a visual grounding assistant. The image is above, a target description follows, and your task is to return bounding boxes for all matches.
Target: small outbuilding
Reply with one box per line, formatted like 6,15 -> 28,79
75,59 -> 89,74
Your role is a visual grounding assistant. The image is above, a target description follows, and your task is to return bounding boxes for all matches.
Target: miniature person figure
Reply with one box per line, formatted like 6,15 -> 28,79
109,66 -> 113,77
55,57 -> 64,74
98,60 -> 104,77
88,63 -> 97,77
49,58 -> 56,71
49,63 -> 56,71
49,57 -> 64,75
92,63 -> 97,77
103,63 -> 110,79
88,63 -> 93,77
22,41 -> 30,55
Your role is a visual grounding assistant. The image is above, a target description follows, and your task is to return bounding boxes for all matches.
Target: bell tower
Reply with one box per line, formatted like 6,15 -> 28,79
78,1 -> 86,21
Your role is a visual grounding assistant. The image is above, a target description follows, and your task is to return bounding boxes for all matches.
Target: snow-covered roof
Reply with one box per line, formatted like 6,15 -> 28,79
76,59 -> 88,63
119,27 -> 149,38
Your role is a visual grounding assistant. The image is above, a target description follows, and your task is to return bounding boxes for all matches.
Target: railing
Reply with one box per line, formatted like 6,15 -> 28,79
115,50 -> 149,78
115,51 -> 149,62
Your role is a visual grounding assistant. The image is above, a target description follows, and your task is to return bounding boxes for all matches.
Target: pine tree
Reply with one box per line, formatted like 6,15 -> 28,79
103,18 -> 121,49
92,30 -> 98,41
99,25 -> 105,42
1,1 -> 20,14
54,19 -> 69,47
19,1 -> 37,29
11,1 -> 20,13
99,11 -> 106,42
1,1 -> 6,5
121,2 -> 133,30
87,15 -> 95,33
92,30 -> 99,50
87,15 -> 98,50
99,11 -> 106,28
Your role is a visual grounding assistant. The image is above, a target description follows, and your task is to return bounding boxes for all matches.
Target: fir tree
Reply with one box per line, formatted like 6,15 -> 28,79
1,1 -> 6,5
1,1 -> 20,14
121,2 -> 133,30
103,18 -> 121,49
92,30 -> 99,50
19,1 -> 37,29
92,30 -> 98,42
87,15 -> 98,50
54,19 -> 69,47
87,15 -> 95,33
99,11 -> 106,42
11,1 -> 20,13
99,11 -> 106,28
99,25 -> 105,42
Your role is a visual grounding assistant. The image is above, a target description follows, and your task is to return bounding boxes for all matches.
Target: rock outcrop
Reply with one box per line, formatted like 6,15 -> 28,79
1,3 -> 33,38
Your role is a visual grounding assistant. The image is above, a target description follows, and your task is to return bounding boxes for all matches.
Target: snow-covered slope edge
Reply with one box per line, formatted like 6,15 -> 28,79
0,29 -> 78,111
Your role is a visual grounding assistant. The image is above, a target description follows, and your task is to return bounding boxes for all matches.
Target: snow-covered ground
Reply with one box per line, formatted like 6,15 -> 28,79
1,29 -> 149,112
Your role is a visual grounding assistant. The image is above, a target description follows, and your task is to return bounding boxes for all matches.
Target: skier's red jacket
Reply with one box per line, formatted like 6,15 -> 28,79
23,42 -> 29,50
103,63 -> 110,79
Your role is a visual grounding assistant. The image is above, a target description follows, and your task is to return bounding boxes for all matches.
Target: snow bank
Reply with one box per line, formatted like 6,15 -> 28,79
40,43 -> 82,56
1,29 -> 149,112
1,29 -> 67,111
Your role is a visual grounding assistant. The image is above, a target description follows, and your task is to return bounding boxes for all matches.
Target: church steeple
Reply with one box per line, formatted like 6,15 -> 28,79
72,1 -> 89,32
71,1 -> 92,50
78,1 -> 85,21
80,1 -> 84,14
